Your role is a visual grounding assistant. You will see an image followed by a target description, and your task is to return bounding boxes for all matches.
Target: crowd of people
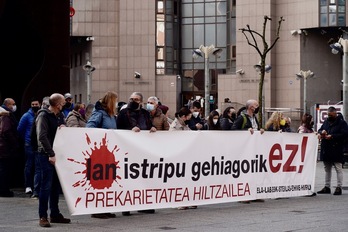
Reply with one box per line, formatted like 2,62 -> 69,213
0,92 -> 348,228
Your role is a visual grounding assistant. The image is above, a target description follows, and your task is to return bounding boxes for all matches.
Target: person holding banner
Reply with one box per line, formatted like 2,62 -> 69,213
317,106 -> 348,196
117,92 -> 156,216
169,107 -> 192,131
35,93 -> 71,227
232,99 -> 265,135
86,91 -> 118,219
146,96 -> 169,131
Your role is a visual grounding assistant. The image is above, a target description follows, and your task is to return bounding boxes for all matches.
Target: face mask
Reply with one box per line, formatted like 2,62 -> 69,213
128,101 -> 140,110
192,112 -> 199,118
146,104 -> 155,111
79,108 -> 86,117
280,119 -> 286,126
231,113 -> 236,120
11,105 -> 17,112
213,119 -> 218,125
328,116 -> 336,122
31,106 -> 40,113
65,102 -> 72,108
253,107 -> 259,114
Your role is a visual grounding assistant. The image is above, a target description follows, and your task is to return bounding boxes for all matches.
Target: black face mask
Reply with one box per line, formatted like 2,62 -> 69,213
253,107 -> 259,114
128,101 -> 140,110
328,116 -> 336,122
64,102 -> 72,108
31,106 -> 40,113
231,113 -> 237,120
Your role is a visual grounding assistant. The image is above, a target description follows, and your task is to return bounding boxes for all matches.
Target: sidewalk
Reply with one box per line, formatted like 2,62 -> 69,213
0,161 -> 347,232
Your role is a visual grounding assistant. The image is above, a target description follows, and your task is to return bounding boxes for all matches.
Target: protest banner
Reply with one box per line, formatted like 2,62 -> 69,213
53,127 -> 318,215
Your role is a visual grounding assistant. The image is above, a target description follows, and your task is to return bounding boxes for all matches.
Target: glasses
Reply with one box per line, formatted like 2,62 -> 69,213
130,98 -> 141,103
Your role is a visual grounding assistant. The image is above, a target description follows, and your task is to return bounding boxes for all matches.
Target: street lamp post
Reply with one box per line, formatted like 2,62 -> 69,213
296,70 -> 314,114
83,61 -> 96,104
330,37 -> 348,121
192,45 -> 222,117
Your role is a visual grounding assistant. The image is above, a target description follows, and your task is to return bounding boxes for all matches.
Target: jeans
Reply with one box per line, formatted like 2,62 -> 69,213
0,158 -> 11,193
38,153 -> 61,218
323,161 -> 343,188
24,144 -> 41,195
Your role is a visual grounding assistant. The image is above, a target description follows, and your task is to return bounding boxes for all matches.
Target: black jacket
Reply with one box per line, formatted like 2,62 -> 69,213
36,109 -> 65,157
117,107 -> 153,130
318,116 -> 348,163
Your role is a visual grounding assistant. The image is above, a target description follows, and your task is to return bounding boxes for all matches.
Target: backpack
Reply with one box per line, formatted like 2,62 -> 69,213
241,113 -> 248,130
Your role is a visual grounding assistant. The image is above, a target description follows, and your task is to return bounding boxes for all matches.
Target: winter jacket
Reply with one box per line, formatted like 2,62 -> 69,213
232,112 -> 260,130
169,117 -> 191,131
17,108 -> 36,144
220,117 -> 233,130
86,101 -> 117,129
66,110 -> 87,127
0,107 -> 19,159
36,109 -> 65,157
318,116 -> 348,163
117,106 -> 153,130
151,108 -> 169,131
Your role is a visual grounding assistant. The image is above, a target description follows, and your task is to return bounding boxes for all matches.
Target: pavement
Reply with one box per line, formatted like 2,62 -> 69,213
1,161 -> 348,232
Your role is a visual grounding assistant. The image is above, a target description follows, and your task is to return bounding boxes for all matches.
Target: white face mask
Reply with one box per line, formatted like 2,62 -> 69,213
146,104 -> 155,111
213,119 -> 218,125
192,112 -> 199,118
11,105 -> 17,112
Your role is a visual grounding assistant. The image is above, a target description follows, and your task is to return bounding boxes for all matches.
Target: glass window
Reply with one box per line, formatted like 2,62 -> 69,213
338,14 -> 345,25
205,24 -> 216,45
329,14 -> 337,26
205,17 -> 216,23
193,24 -> 204,48
320,14 -> 328,26
217,1 -> 226,16
182,3 -> 193,17
338,6 -> 345,12
329,5 -> 337,12
320,0 -> 328,5
157,1 -> 164,13
338,0 -> 345,5
321,6 -> 328,13
205,2 -> 216,16
157,47 -> 164,60
193,3 -> 204,17
216,24 -> 226,47
182,25 -> 193,48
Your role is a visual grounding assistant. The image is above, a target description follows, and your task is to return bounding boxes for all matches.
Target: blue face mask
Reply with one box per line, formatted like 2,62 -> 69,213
146,104 -> 155,111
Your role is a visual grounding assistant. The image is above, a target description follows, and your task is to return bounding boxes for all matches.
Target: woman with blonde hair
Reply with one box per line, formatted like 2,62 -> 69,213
265,111 -> 283,131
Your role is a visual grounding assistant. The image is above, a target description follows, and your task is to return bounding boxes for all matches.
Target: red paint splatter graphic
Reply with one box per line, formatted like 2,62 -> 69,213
68,133 -> 123,207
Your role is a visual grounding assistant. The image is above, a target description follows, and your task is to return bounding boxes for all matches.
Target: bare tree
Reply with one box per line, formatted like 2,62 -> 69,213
239,16 -> 285,127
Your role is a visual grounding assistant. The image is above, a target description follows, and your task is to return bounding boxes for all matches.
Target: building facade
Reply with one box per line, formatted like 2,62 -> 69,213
70,0 -> 346,121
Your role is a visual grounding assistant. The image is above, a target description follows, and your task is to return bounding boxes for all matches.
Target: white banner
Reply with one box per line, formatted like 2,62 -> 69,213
53,127 -> 318,215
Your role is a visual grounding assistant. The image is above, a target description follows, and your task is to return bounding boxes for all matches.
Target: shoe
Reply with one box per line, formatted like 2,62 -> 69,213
50,213 -> 71,223
25,187 -> 32,194
105,213 -> 116,218
238,200 -> 251,204
304,193 -> 317,197
188,206 -> 197,209
317,186 -> 331,194
91,213 -> 109,219
39,217 -> 51,227
251,199 -> 265,202
333,187 -> 342,195
0,191 -> 14,197
137,209 -> 155,214
177,207 -> 189,210
122,211 -> 131,216
31,194 -> 39,199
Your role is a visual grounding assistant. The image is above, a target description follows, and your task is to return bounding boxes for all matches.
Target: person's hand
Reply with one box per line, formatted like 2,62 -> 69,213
132,126 -> 140,132
248,128 -> 254,135
196,123 -> 203,130
150,127 -> 157,133
49,156 -> 56,165
260,128 -> 265,134
326,134 -> 332,140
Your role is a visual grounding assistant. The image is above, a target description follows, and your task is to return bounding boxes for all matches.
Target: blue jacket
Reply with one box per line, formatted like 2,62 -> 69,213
86,101 -> 117,129
17,108 -> 36,144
